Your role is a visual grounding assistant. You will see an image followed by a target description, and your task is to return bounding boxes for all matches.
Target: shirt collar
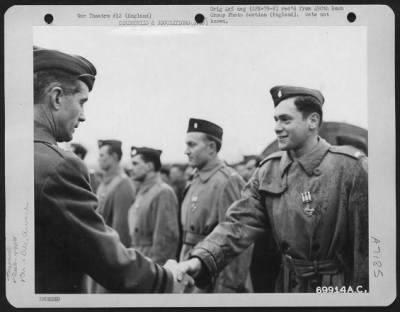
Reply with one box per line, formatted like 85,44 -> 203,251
280,137 -> 331,176
296,137 -> 330,175
34,120 -> 57,145
194,157 -> 224,183
279,152 -> 293,177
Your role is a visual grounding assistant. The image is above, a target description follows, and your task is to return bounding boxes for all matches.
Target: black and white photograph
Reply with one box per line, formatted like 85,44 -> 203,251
4,4 -> 396,308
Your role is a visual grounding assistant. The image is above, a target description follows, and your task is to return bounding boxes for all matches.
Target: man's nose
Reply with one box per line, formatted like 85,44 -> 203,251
79,108 -> 86,122
274,121 -> 283,134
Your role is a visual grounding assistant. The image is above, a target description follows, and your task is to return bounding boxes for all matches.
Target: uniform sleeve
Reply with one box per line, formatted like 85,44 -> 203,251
111,179 -> 135,247
150,188 -> 180,265
40,157 -> 173,293
348,157 -> 369,290
190,168 -> 269,288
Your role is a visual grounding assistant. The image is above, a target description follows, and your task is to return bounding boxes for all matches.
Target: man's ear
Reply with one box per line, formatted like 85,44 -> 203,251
49,86 -> 63,110
308,112 -> 320,130
145,161 -> 154,172
208,140 -> 217,153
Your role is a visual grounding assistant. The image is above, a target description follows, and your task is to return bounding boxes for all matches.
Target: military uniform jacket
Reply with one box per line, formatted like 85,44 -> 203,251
128,174 -> 179,265
34,124 -> 173,293
85,169 -> 136,293
191,138 -> 368,293
180,158 -> 253,293
97,168 -> 135,247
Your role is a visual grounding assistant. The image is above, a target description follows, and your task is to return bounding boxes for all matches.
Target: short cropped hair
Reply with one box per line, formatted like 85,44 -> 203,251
294,95 -> 323,127
34,69 -> 82,104
205,134 -> 222,152
138,153 -> 162,172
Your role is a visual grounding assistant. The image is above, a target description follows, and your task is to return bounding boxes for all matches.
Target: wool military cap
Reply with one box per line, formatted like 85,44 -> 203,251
270,85 -> 325,107
98,140 -> 122,149
131,146 -> 162,159
187,118 -> 223,141
34,46 -> 97,91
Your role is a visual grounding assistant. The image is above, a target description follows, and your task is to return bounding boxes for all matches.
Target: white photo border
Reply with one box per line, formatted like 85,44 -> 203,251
4,4 -> 396,308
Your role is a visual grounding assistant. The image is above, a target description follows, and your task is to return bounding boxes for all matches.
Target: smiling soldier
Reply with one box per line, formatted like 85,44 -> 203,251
177,86 -> 368,293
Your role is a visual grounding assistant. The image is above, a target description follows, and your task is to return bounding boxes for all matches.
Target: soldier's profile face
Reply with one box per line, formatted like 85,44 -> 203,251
273,98 -> 311,152
98,145 -> 114,171
185,132 -> 212,169
131,154 -> 151,181
56,81 -> 88,142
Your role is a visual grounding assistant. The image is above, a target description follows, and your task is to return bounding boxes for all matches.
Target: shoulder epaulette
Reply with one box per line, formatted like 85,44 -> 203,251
259,151 -> 284,167
329,145 -> 366,160
219,165 -> 239,179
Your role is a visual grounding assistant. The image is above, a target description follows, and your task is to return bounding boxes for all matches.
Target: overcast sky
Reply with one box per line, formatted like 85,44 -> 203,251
33,26 -> 367,168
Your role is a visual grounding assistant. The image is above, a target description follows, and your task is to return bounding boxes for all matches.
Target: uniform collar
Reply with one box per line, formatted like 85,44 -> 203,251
193,157 -> 223,183
280,137 -> 331,176
34,120 -> 57,145
279,152 -> 293,177
137,172 -> 161,194
296,137 -> 330,176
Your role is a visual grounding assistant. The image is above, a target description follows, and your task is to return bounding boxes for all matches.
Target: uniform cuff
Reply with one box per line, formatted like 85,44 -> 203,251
161,266 -> 175,293
190,242 -> 224,288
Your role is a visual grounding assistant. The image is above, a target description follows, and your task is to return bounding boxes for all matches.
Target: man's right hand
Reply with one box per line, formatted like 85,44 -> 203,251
176,258 -> 203,281
164,259 -> 195,293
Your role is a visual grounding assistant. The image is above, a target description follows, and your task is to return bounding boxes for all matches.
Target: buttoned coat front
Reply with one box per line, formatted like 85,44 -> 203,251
180,158 -> 253,293
128,175 -> 180,265
96,169 -> 135,247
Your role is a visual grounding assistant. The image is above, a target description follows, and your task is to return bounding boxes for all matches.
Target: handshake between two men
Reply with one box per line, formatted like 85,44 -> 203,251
163,258 -> 203,293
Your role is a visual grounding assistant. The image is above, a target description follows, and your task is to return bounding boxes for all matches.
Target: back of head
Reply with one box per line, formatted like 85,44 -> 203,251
71,143 -> 87,160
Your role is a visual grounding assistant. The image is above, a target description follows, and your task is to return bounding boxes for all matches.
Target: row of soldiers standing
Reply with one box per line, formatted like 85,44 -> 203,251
70,118 -> 260,293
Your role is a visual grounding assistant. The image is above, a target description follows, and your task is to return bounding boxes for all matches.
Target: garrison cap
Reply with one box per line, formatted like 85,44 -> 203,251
130,146 -> 162,159
270,85 -> 325,107
131,147 -> 163,170
34,46 -> 97,91
98,139 -> 122,149
187,118 -> 223,141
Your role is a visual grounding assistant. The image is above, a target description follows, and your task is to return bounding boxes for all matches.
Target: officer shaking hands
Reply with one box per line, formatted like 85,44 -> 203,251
177,86 -> 368,293
33,46 -> 193,293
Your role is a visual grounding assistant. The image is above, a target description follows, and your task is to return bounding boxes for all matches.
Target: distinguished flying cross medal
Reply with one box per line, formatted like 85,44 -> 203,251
301,191 -> 314,217
191,195 -> 198,211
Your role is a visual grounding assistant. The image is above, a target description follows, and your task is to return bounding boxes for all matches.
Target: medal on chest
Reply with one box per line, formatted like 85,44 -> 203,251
301,191 -> 314,217
191,194 -> 198,211
133,198 -> 141,210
